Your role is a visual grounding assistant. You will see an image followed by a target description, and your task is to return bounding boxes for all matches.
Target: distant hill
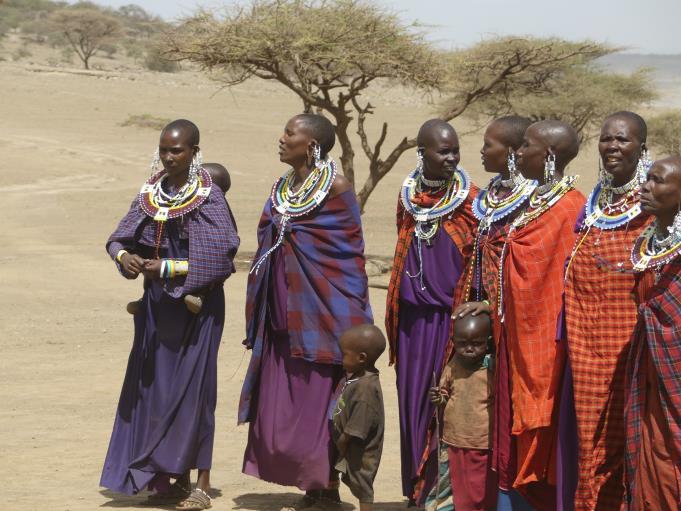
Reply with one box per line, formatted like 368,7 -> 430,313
599,53 -> 681,81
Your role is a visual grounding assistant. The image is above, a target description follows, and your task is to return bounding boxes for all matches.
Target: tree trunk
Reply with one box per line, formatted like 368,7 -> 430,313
334,114 -> 356,191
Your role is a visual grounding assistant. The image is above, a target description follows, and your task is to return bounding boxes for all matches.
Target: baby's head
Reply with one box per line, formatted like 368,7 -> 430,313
452,310 -> 492,366
339,324 -> 386,376
203,162 -> 231,194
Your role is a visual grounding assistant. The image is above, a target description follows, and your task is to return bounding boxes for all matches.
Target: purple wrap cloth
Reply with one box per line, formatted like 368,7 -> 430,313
239,190 -> 372,424
107,185 -> 239,297
396,227 -> 464,502
242,249 -> 343,489
100,183 -> 239,495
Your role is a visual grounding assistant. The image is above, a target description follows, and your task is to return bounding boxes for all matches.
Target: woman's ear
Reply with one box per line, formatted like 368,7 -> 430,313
359,352 -> 368,364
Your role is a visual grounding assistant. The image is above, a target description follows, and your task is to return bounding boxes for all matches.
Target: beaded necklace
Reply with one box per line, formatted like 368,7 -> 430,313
583,179 -> 642,231
400,166 -> 470,228
250,158 -> 337,275
495,175 -> 578,319
631,221 -> 681,272
139,168 -> 213,258
139,167 -> 212,222
473,174 -> 537,233
400,166 -> 470,290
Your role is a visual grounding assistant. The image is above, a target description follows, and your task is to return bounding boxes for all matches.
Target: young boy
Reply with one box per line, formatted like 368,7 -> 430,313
330,324 -> 386,511
126,162 -> 233,315
429,310 -> 496,511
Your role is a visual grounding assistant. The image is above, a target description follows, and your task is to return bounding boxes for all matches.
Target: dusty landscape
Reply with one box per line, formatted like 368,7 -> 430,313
1,39 -> 679,510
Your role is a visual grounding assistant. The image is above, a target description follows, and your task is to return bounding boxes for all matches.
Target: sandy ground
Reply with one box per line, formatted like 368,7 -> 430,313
0,40 -> 675,510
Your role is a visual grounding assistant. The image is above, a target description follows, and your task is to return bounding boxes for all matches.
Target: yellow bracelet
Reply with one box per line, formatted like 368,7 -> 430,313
116,250 -> 128,263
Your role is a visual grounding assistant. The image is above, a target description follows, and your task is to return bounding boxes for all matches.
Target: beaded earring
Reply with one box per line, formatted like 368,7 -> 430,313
507,150 -> 521,181
150,148 -> 161,175
313,144 -> 322,167
669,203 -> 681,239
416,149 -> 424,173
636,148 -> 653,185
189,149 -> 202,183
544,153 -> 557,185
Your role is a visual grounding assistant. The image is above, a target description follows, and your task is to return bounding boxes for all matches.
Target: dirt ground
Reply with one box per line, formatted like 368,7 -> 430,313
0,41 -> 667,510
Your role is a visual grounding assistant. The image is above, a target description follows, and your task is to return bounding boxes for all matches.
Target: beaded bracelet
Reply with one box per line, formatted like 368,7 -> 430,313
159,259 -> 189,279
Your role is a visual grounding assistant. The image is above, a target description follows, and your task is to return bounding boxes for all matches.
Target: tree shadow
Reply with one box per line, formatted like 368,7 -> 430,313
232,493 -> 405,511
99,488 -> 223,508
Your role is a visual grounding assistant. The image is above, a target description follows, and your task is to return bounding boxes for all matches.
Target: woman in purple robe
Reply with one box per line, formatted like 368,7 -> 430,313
385,120 -> 478,505
101,119 -> 239,510
239,114 -> 372,509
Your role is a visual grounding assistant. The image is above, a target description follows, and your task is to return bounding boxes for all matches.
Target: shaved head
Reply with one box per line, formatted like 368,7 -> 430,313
340,324 -> 386,365
417,119 -> 457,148
604,111 -> 647,143
531,120 -> 580,169
453,311 -> 492,338
294,113 -> 336,157
491,115 -> 532,150
161,119 -> 200,146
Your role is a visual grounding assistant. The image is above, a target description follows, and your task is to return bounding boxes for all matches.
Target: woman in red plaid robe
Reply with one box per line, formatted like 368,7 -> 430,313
625,156 -> 681,511
561,112 -> 652,511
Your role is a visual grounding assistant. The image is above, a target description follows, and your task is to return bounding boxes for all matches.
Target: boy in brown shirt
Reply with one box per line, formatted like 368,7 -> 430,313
430,310 -> 496,511
330,324 -> 386,511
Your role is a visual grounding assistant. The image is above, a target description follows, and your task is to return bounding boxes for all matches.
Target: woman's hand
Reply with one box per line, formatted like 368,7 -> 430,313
120,253 -> 146,279
142,259 -> 162,280
452,301 -> 490,319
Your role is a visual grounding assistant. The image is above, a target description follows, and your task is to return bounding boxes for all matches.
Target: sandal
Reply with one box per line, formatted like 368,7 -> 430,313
144,481 -> 191,505
176,488 -> 212,510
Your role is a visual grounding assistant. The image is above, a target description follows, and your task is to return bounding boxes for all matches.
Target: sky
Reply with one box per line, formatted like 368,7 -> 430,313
69,0 -> 681,54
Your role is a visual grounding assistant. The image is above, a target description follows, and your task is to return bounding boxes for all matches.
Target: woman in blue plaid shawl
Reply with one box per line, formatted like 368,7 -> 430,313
625,156 -> 681,510
101,120 -> 239,510
240,114 -> 372,509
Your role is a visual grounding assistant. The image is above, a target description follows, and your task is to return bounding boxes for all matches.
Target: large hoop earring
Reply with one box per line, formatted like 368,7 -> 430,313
599,156 -> 612,188
544,153 -> 556,185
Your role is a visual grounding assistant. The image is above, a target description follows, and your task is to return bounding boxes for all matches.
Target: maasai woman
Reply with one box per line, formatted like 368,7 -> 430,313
239,114 -> 372,509
456,116 -> 536,510
101,119 -> 239,511
560,112 -> 652,511
462,120 -> 584,510
459,115 -> 535,305
625,156 -> 681,511
385,119 -> 479,505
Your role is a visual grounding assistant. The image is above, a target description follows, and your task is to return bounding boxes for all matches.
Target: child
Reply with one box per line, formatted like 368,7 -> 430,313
429,310 -> 496,511
330,324 -> 386,511
126,162 -> 233,315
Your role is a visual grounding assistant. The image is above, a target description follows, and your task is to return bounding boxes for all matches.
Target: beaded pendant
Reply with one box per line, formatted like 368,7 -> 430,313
584,181 -> 641,230
512,175 -> 578,229
631,223 -> 681,271
139,167 -> 213,222
473,174 -> 537,231
270,158 -> 337,218
400,166 -> 470,223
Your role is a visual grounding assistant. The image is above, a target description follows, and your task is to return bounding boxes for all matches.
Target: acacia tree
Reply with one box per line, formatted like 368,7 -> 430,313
166,0 -> 645,211
648,110 -> 681,156
463,65 -> 656,140
49,7 -> 121,69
